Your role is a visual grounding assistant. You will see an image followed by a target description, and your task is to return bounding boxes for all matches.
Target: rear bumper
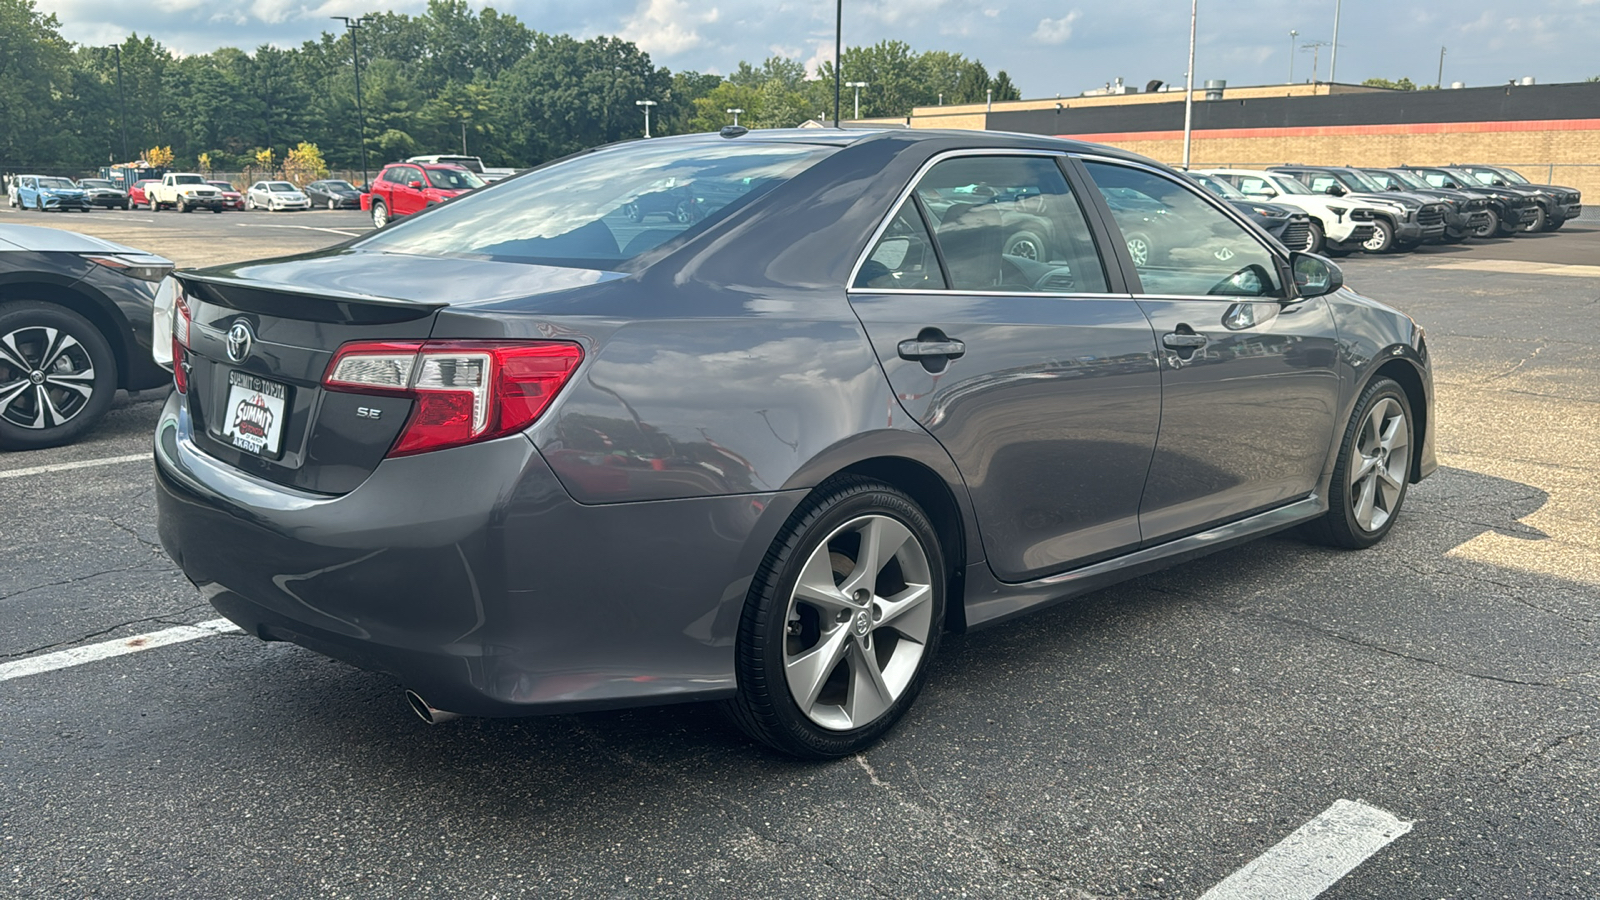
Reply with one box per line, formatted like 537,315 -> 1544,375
154,392 -> 802,716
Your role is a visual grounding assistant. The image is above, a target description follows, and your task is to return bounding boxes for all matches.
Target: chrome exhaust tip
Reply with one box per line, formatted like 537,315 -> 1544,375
405,689 -> 460,725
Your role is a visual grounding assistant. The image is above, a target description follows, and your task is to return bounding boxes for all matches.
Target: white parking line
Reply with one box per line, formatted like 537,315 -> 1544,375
1198,799 -> 1412,900
238,222 -> 361,237
0,618 -> 242,683
0,452 -> 148,479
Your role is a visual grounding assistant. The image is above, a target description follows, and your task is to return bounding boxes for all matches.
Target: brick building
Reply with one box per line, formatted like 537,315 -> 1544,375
862,81 -> 1600,199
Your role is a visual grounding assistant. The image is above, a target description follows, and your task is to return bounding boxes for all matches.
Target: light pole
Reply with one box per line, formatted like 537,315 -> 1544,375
726,107 -> 743,126
1437,46 -> 1447,89
635,99 -> 657,138
833,0 -> 842,127
1182,0 -> 1197,169
1329,0 -> 1343,84
331,16 -> 369,188
110,44 -> 128,163
1288,30 -> 1298,84
846,82 -> 867,119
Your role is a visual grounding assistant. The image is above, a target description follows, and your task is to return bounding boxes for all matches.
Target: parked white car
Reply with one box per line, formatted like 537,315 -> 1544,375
1197,168 -> 1386,255
245,181 -> 311,212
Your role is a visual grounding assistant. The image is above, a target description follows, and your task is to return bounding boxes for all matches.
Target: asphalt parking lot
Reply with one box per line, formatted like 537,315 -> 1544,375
2,205 -> 1597,898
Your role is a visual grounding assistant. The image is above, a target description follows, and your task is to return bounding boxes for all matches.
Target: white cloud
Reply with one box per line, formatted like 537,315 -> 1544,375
1033,10 -> 1081,45
619,0 -> 722,57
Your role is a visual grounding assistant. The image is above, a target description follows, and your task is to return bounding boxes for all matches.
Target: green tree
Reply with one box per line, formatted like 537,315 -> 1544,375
1362,77 -> 1417,91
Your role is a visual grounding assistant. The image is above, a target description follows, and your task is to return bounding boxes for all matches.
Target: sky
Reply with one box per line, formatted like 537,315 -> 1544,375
48,0 -> 1600,97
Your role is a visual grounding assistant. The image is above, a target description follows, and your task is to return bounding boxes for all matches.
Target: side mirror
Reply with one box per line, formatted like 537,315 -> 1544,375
408,180 -> 424,189
1290,251 -> 1344,299
1324,184 -> 1347,196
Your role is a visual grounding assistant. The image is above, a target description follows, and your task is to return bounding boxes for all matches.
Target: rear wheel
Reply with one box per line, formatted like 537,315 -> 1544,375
1303,376 -> 1413,549
0,301 -> 118,450
726,477 -> 945,758
1124,232 -> 1154,268
371,199 -> 389,228
1005,230 -> 1045,261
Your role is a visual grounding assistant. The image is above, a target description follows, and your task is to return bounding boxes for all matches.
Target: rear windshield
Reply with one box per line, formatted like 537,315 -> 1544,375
356,140 -> 836,269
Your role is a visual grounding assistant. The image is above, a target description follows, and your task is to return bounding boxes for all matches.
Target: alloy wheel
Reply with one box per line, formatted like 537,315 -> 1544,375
0,326 -> 96,430
782,514 -> 935,731
1349,396 -> 1410,533
1125,234 -> 1152,268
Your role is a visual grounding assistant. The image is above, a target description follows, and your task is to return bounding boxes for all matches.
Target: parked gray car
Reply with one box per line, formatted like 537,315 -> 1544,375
153,130 -> 1435,757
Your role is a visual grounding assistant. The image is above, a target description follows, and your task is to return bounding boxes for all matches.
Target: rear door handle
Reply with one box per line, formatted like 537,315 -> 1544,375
1162,332 -> 1208,349
898,339 -> 966,360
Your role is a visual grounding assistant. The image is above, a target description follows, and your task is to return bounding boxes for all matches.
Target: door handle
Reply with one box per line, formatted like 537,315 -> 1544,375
1162,332 -> 1208,349
898,339 -> 966,360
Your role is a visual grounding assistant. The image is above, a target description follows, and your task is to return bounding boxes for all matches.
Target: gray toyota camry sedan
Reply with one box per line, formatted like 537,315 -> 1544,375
154,129 -> 1434,758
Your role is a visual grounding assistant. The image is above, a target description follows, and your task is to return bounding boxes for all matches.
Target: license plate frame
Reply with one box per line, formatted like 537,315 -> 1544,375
221,369 -> 290,458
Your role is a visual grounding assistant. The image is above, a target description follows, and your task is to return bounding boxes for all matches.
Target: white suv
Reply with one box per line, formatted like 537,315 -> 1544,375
1198,168 -> 1386,255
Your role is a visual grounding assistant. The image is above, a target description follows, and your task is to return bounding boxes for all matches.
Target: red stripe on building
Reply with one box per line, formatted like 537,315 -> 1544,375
1057,118 -> 1600,143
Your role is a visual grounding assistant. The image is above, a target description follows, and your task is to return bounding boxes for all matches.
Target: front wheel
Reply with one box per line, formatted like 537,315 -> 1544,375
0,301 -> 118,450
1525,205 -> 1547,233
726,478 -> 945,758
1362,218 -> 1395,253
1472,209 -> 1499,238
371,199 -> 389,228
328,198 -> 336,210
1005,230 -> 1045,261
1124,231 -> 1154,268
1303,377 -> 1414,549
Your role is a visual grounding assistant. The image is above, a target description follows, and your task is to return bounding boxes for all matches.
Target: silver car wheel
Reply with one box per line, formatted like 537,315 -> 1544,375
782,513 -> 935,731
1125,233 -> 1152,267
0,326 -> 95,429
1349,396 -> 1410,533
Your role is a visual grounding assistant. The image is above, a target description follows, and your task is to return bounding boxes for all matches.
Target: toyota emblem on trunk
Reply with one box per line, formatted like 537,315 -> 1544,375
226,320 -> 254,363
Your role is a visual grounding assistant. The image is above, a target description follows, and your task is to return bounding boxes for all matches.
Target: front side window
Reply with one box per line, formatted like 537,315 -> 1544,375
905,155 -> 1109,293
1084,162 -> 1283,298
356,141 -> 835,269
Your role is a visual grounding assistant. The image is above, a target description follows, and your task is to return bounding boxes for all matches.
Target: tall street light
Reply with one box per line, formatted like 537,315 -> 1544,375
833,0 -> 843,127
331,16 -> 369,188
110,44 -> 128,163
1437,46 -> 1447,89
726,107 -> 743,126
636,99 -> 657,138
1329,0 -> 1343,84
1182,0 -> 1197,169
1288,30 -> 1299,84
846,81 -> 867,119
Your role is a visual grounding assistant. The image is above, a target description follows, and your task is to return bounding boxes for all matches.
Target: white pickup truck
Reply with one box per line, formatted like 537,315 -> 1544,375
149,173 -> 227,213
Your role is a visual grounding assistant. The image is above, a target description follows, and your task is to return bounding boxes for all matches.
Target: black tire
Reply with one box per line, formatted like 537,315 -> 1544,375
1305,220 -> 1327,253
1004,230 -> 1046,261
0,301 -> 118,450
1495,212 -> 1521,237
725,476 -> 946,758
1473,209 -> 1499,238
1302,376 -> 1414,549
212,206 -> 221,213
1541,214 -> 1565,233
371,199 -> 389,228
1362,218 -> 1395,253
1525,205 -> 1547,233
121,202 -> 130,210
179,200 -> 191,213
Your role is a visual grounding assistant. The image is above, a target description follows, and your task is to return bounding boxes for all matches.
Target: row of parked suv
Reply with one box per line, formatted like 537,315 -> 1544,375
1187,164 -> 1582,256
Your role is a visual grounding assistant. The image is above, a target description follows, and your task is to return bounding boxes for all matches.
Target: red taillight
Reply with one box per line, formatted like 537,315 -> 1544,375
172,294 -> 192,393
324,340 -> 583,457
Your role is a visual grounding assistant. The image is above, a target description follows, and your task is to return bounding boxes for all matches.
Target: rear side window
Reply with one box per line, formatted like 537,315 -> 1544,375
854,202 -> 946,290
902,155 -> 1109,293
356,141 -> 835,269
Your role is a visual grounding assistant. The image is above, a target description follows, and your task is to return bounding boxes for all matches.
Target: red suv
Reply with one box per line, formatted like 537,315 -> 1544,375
361,163 -> 485,227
